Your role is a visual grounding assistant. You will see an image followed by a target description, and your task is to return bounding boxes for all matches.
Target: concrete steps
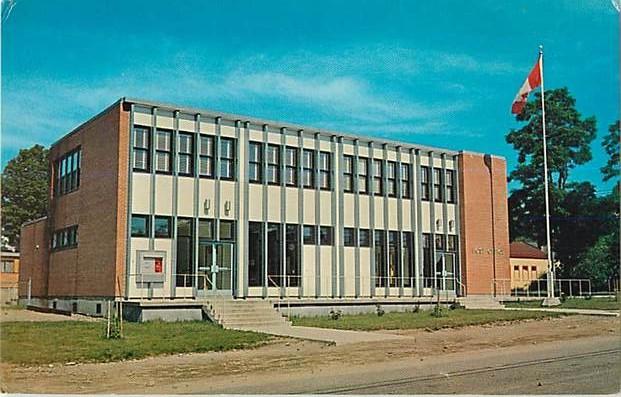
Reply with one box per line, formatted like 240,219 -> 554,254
458,296 -> 505,310
203,299 -> 292,330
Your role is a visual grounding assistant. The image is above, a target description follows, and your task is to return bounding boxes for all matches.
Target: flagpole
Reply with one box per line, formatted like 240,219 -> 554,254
538,45 -> 556,302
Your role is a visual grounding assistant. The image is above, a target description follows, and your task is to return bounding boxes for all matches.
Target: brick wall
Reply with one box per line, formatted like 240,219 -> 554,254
458,152 -> 511,295
46,101 -> 129,298
18,218 -> 49,298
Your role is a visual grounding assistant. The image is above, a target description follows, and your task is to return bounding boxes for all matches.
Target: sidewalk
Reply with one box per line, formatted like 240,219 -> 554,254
504,307 -> 620,317
246,324 -> 412,345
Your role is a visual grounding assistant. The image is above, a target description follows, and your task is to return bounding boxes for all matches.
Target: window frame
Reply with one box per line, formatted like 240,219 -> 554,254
219,137 -> 236,181
248,141 -> 263,183
343,155 -> 354,193
303,225 -> 316,245
387,161 -> 397,197
401,163 -> 411,199
132,126 -> 151,173
177,132 -> 194,177
319,226 -> 334,246
319,151 -> 332,190
421,166 -> 430,201
154,216 -> 172,238
359,229 -> 371,247
302,149 -> 315,189
373,159 -> 383,196
266,144 -> 280,185
131,214 -> 150,238
199,134 -> 215,179
433,167 -> 443,202
285,146 -> 298,187
357,157 -> 369,194
446,169 -> 456,203
154,129 -> 173,174
343,227 -> 356,247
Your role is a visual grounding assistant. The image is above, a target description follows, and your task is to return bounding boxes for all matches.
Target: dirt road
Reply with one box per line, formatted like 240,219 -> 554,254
1,315 -> 619,394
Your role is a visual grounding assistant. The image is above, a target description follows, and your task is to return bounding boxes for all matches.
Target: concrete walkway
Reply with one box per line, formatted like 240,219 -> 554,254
246,324 -> 412,345
504,307 -> 620,317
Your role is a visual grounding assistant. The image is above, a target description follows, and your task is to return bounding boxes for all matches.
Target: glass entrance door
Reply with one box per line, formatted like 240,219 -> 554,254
435,253 -> 456,292
197,241 -> 233,295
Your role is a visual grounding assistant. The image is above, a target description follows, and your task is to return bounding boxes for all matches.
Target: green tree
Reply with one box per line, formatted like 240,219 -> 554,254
601,120 -> 620,182
1,145 -> 49,249
506,87 -> 597,248
575,228 -> 619,290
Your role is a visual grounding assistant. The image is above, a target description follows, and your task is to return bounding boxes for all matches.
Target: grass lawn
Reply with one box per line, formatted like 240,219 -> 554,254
291,308 -> 564,331
0,320 -> 271,365
505,297 -> 620,311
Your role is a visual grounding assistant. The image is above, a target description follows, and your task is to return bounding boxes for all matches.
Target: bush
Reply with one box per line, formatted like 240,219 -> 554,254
329,309 -> 342,320
585,294 -> 592,300
412,304 -> 420,313
375,304 -> 385,317
431,304 -> 446,318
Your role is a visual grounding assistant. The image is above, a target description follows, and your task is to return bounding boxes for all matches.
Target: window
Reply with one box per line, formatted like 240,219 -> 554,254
302,149 -> 315,188
154,216 -> 172,238
1,260 -> 14,273
319,151 -> 331,190
358,157 -> 369,194
344,228 -> 356,247
248,142 -> 262,183
374,230 -> 386,287
421,166 -> 430,200
285,224 -> 300,286
522,266 -> 529,281
435,234 -> 445,250
220,138 -> 235,180
285,147 -> 298,186
51,225 -> 78,251
131,215 -> 150,237
359,229 -> 371,247
133,126 -> 150,172
248,222 -> 264,287
402,232 -> 413,287
155,129 -> 172,173
219,221 -> 235,241
303,225 -> 316,244
423,233 -> 433,287
387,161 -> 397,197
176,218 -> 194,286
267,144 -> 280,184
373,159 -> 383,196
401,164 -> 411,199
199,135 -> 215,178
267,223 -> 282,286
55,147 -> 82,196
388,231 -> 400,286
514,265 -> 520,280
447,235 -> 458,251
199,219 -> 214,239
343,155 -> 354,193
531,266 -> 537,280
446,169 -> 456,203
320,226 -> 333,245
433,168 -> 443,202
178,133 -> 194,176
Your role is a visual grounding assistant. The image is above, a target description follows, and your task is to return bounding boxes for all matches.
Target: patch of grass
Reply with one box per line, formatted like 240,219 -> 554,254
291,308 -> 564,331
0,320 -> 271,365
505,297 -> 620,311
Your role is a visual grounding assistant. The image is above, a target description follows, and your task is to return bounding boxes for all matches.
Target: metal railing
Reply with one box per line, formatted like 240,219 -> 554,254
492,278 -> 592,298
127,273 -> 216,301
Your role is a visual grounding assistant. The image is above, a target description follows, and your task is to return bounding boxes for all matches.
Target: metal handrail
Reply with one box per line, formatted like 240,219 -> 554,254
492,277 -> 593,298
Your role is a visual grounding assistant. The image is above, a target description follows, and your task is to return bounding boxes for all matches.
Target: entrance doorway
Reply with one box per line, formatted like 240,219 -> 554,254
197,241 -> 233,295
435,252 -> 456,292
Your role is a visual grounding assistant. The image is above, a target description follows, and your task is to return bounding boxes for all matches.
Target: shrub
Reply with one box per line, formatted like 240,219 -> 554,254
431,304 -> 445,318
375,304 -> 385,317
412,304 -> 420,313
329,309 -> 342,320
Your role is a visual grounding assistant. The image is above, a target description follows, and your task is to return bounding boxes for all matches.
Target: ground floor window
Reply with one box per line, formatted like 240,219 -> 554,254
267,223 -> 282,286
402,232 -> 413,287
388,231 -> 400,287
176,218 -> 194,287
285,224 -> 300,287
374,230 -> 386,287
248,222 -> 263,287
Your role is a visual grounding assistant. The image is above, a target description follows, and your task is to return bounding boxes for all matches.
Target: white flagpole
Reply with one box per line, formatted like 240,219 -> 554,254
538,45 -> 555,301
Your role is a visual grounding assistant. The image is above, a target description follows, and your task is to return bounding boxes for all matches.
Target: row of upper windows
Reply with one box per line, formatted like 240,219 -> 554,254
131,126 -> 456,201
51,225 -> 78,251
54,147 -> 81,197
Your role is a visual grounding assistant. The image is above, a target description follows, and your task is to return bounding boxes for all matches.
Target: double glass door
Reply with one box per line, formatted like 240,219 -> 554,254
435,252 -> 456,291
197,241 -> 233,295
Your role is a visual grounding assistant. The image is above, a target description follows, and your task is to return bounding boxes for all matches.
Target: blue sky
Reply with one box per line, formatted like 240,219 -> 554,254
1,0 -> 618,193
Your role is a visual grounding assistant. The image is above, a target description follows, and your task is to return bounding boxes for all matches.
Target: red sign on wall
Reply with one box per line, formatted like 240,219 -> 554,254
154,258 -> 163,273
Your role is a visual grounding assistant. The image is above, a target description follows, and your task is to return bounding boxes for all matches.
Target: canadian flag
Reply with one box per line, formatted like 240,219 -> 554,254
511,57 -> 542,114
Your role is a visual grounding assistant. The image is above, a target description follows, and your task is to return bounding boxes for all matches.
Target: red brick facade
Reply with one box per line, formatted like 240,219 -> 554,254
18,218 -> 49,298
457,153 -> 511,295
19,101 -> 130,299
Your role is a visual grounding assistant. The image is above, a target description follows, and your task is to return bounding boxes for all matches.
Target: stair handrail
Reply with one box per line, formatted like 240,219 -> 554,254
267,275 -> 281,313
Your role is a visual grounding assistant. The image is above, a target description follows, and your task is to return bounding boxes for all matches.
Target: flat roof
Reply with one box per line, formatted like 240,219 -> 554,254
52,97 -> 506,160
